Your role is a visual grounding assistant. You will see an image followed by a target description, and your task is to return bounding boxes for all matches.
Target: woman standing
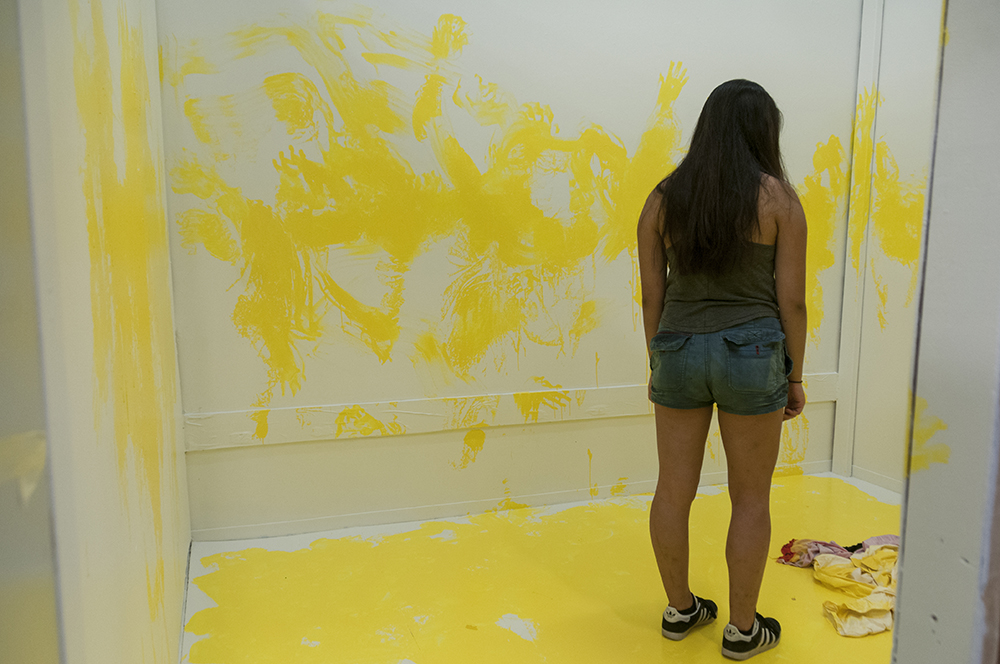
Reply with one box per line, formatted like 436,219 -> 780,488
637,79 -> 807,660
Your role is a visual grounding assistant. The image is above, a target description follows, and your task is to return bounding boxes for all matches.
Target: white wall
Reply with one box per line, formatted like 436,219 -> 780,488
18,0 -> 190,661
154,0 -> 870,538
0,0 -> 61,661
894,1 -> 1000,661
846,0 -> 942,492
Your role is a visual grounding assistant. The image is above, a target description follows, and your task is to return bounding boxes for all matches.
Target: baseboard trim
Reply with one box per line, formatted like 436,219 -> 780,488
184,373 -> 840,452
190,459 -> 835,541
850,465 -> 904,494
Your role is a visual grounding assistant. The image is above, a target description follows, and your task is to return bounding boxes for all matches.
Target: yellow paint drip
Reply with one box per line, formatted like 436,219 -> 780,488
513,377 -> 571,423
909,396 -> 950,474
872,269 -> 890,331
71,0 -> 178,622
170,11 -> 690,406
453,429 -> 486,469
334,405 -> 405,438
587,449 -> 599,498
609,478 -> 628,496
569,300 -> 601,353
184,476 -> 899,663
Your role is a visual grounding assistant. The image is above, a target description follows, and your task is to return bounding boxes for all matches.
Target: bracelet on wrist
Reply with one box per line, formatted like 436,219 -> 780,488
788,380 -> 803,384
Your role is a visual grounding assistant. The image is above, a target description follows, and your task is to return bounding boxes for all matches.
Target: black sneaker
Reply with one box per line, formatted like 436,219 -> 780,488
661,594 -> 718,641
721,613 -> 781,660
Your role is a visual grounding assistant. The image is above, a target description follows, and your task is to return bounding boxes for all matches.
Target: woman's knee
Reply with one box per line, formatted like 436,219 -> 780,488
728,490 -> 771,518
653,480 -> 698,509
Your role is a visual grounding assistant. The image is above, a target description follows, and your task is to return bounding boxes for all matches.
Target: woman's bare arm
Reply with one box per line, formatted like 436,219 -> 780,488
637,190 -> 668,352
773,181 -> 808,418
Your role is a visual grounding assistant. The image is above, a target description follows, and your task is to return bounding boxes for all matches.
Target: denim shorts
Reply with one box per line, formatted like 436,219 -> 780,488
649,317 -> 793,416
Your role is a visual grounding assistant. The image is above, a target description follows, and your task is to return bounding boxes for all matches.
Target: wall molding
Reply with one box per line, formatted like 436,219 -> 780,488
190,459 -> 834,541
832,0 -> 886,475
184,372 -> 839,451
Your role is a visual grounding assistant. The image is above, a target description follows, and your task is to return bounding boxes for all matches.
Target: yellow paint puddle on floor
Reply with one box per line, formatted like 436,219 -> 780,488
181,475 -> 900,663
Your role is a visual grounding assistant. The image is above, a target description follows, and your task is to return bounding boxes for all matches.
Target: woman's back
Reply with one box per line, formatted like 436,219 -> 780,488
654,176 -> 794,334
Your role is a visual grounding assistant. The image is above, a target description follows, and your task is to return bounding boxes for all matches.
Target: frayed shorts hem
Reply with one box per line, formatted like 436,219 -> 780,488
649,394 -> 787,417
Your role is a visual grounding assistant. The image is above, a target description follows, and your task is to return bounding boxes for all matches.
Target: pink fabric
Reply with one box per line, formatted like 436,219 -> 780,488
862,535 -> 900,550
779,539 -> 851,567
777,535 -> 900,568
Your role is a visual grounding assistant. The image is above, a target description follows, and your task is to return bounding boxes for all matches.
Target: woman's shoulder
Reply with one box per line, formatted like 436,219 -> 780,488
639,187 -> 664,225
760,173 -> 797,204
760,175 -> 804,221
637,187 -> 665,241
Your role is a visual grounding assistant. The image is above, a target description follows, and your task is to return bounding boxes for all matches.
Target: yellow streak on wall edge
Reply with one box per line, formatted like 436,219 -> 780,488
848,89 -> 879,272
71,0 -> 178,627
909,396 -> 950,475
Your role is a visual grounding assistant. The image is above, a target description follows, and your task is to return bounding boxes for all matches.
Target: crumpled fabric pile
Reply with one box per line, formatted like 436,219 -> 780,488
777,534 -> 901,637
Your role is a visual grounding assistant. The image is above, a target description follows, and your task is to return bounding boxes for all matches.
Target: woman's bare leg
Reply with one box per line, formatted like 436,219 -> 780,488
650,404 -> 714,610
717,408 -> 784,631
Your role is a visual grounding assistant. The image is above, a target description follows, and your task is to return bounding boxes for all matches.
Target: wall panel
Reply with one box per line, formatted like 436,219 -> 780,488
157,0 -> 865,534
849,0 -> 942,492
19,0 -> 191,661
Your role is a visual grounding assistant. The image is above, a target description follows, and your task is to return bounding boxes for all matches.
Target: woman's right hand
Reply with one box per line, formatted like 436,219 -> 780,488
784,382 -> 805,420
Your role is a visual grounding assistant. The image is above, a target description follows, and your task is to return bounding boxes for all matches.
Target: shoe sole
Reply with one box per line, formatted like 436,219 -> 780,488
721,638 -> 779,660
662,617 -> 715,641
662,627 -> 689,641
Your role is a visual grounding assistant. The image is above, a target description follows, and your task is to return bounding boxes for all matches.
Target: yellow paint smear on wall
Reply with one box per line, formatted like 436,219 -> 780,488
609,477 -> 628,496
489,478 -> 529,512
776,413 -> 810,475
249,409 -> 270,441
161,40 -> 218,90
706,426 -> 721,461
869,141 -> 926,309
453,429 -> 486,469
845,89 -> 927,327
170,10 -> 689,406
444,395 -> 499,430
513,377 -> 571,423
569,300 -> 601,353
334,405 -> 405,438
183,476 -> 898,664
848,89 -> 879,272
71,0 -> 178,624
909,396 -> 949,475
797,136 -> 848,347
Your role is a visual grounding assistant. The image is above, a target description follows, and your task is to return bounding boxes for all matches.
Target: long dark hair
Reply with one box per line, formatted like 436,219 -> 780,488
656,79 -> 788,276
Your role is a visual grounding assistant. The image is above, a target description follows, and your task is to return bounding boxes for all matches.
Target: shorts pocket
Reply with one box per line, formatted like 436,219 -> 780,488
650,332 -> 692,392
721,327 -> 786,395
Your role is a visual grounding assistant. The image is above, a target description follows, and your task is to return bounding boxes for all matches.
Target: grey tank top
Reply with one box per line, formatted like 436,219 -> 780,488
658,243 -> 780,334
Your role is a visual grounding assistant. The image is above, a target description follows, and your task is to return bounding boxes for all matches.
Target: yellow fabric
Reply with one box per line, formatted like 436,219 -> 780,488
811,545 -> 898,637
822,589 -> 895,637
